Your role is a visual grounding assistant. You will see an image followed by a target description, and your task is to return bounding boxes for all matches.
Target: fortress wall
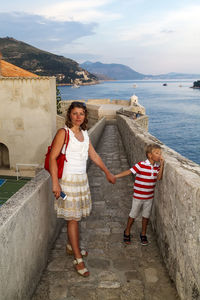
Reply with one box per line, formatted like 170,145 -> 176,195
117,114 -> 200,300
0,170 -> 63,300
87,117 -> 106,170
87,98 -> 111,104
60,101 -> 100,129
110,99 -> 130,106
87,104 -> 101,128
0,119 -> 106,300
0,77 -> 57,169
135,115 -> 149,131
56,114 -> 65,130
88,117 -> 106,149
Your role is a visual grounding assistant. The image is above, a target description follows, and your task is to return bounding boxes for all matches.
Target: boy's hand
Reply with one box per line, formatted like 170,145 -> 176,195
160,156 -> 164,166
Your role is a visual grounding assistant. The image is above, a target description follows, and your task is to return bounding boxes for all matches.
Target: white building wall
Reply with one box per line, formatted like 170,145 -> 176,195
0,77 -> 57,169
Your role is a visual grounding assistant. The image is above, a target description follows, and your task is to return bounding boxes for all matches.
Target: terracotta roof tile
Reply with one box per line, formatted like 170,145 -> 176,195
0,59 -> 39,77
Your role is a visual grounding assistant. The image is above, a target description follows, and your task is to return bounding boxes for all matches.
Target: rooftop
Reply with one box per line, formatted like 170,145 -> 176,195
0,59 -> 39,78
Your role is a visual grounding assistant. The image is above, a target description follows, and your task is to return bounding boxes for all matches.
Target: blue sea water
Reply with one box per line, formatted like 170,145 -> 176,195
59,80 -> 200,165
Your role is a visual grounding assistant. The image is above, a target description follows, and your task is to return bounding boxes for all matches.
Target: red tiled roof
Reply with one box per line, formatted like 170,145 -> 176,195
0,59 -> 39,77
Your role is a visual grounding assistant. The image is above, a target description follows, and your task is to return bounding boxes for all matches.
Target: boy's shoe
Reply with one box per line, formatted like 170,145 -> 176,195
123,230 -> 131,244
140,233 -> 149,245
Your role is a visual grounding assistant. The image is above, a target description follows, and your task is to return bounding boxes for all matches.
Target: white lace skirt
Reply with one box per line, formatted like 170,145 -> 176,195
54,173 -> 92,221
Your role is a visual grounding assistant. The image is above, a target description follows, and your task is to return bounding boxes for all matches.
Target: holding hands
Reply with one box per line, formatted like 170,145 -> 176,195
106,171 -> 116,184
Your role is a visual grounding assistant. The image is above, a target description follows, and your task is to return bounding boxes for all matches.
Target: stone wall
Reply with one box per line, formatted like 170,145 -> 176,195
87,98 -> 130,106
0,170 -> 63,300
117,114 -> 200,300
60,99 -> 145,128
0,117 -> 107,300
56,114 -> 65,130
135,115 -> 148,131
88,117 -> 106,149
0,77 -> 57,169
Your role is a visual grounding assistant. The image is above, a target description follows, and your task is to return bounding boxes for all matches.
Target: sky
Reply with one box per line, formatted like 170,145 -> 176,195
0,0 -> 200,75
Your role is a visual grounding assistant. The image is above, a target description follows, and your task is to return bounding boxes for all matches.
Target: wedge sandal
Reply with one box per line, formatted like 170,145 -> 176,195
66,244 -> 88,257
73,258 -> 89,277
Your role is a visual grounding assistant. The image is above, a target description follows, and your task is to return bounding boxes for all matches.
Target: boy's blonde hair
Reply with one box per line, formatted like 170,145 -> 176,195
145,144 -> 161,158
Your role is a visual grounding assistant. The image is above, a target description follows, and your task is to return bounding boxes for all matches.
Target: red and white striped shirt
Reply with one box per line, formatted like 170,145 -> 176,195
130,159 -> 160,200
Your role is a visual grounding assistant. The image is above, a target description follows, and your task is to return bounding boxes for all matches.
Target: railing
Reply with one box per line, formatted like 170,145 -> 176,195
16,163 -> 39,180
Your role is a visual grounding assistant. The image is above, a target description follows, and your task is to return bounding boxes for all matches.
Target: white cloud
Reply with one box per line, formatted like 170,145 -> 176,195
35,0 -> 121,23
0,12 -> 97,48
117,4 -> 200,47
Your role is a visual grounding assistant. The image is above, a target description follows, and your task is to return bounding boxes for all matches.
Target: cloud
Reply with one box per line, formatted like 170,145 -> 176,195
117,4 -> 200,46
0,12 -> 97,49
35,0 -> 121,22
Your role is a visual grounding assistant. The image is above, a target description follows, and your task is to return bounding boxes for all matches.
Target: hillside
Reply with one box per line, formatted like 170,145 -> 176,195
0,37 -> 98,85
80,61 -> 200,80
80,61 -> 145,80
149,72 -> 200,80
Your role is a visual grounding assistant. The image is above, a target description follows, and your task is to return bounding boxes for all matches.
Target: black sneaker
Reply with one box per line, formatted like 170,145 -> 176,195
123,230 -> 131,244
140,233 -> 149,245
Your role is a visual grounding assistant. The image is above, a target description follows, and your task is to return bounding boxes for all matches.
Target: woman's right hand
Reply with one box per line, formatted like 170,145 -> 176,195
52,182 -> 61,199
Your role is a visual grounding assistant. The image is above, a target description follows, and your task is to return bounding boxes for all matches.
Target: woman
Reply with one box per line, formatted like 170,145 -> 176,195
49,101 -> 115,277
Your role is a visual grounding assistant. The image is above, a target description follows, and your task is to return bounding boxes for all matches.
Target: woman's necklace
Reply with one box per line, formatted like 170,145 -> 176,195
71,127 -> 84,142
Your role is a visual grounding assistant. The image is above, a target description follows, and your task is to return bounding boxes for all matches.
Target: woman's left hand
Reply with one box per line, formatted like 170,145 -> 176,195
52,181 -> 61,199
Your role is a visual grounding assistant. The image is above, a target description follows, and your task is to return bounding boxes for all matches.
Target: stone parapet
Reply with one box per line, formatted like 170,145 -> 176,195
117,114 -> 200,300
135,115 -> 148,131
88,117 -> 106,149
56,114 -> 65,130
0,116 -> 107,300
0,170 -> 63,300
60,99 -> 145,128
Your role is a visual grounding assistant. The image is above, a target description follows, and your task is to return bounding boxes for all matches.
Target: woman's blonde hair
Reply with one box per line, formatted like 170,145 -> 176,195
65,101 -> 88,130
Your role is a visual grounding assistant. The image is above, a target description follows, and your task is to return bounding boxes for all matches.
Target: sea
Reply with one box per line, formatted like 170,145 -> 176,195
58,80 -> 200,165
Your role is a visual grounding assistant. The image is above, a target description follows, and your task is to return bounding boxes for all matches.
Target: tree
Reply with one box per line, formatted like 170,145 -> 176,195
56,86 -> 62,115
193,80 -> 200,88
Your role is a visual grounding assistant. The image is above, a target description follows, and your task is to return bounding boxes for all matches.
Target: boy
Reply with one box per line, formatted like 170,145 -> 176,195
115,143 -> 164,245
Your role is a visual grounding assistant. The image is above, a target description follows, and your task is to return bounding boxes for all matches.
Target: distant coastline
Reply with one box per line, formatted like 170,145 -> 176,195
57,80 -> 99,87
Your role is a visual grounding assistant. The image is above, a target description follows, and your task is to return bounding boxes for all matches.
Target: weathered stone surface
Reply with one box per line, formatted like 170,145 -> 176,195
98,281 -> 121,289
88,258 -> 111,269
32,124 -> 179,300
97,289 -> 121,299
144,268 -> 159,283
120,281 -> 144,300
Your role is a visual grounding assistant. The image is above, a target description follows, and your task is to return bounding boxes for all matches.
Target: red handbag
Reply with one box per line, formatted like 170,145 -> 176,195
44,128 -> 69,178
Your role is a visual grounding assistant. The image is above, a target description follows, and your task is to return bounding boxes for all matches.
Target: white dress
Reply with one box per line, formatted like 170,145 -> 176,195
54,127 -> 92,221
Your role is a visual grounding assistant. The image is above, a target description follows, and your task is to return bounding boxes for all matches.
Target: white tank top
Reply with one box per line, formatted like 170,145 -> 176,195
61,126 -> 89,174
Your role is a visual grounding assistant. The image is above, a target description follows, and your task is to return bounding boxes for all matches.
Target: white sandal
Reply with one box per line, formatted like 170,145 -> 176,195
73,258 -> 89,277
66,244 -> 88,257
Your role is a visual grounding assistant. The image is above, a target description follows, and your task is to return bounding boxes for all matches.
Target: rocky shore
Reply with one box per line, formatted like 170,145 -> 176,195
57,80 -> 99,87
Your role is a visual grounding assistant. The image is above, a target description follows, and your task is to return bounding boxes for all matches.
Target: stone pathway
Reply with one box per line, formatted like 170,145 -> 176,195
32,124 -> 179,300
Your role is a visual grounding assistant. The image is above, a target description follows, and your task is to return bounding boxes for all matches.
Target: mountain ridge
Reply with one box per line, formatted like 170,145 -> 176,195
1,37 -> 199,82
80,61 -> 200,80
0,37 -> 98,85
80,61 -> 145,80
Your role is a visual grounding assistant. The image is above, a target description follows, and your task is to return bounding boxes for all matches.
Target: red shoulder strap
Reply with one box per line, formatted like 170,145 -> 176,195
63,128 -> 67,144
63,129 -> 69,161
66,129 -> 69,148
